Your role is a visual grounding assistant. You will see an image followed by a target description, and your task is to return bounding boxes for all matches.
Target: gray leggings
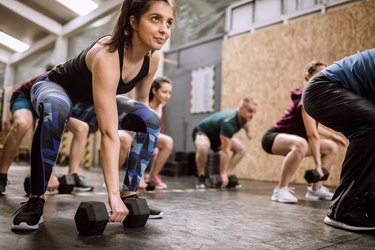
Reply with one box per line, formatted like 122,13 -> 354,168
303,72 -> 375,215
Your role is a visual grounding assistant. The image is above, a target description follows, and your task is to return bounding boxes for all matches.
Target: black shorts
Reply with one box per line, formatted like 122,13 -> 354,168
192,128 -> 220,152
261,127 -> 282,154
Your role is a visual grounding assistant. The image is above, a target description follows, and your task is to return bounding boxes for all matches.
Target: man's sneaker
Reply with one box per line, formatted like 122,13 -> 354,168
324,191 -> 375,231
149,207 -> 163,219
226,176 -> 242,189
324,212 -> 375,231
271,187 -> 298,203
72,173 -> 94,192
195,175 -> 206,189
12,197 -> 45,230
305,186 -> 334,201
150,176 -> 167,190
0,173 -> 8,195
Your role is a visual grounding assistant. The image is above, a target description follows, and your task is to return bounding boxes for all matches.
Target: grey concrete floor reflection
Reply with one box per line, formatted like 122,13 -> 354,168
1,164 -> 375,250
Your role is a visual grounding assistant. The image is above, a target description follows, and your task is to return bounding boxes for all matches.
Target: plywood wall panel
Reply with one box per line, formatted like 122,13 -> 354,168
222,1 -> 375,186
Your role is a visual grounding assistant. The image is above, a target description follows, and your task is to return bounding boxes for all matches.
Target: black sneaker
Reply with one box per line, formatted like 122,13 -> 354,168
72,173 -> 94,192
195,175 -> 206,189
226,175 -> 241,189
324,212 -> 375,231
149,207 -> 163,219
325,192 -> 375,231
12,197 -> 45,230
0,173 -> 8,195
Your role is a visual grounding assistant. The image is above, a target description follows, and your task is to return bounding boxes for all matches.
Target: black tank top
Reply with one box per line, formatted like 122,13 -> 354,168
48,37 -> 150,103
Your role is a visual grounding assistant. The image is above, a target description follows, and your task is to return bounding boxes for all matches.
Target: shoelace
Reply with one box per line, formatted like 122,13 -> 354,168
12,201 -> 29,217
284,187 -> 295,193
12,199 -> 43,217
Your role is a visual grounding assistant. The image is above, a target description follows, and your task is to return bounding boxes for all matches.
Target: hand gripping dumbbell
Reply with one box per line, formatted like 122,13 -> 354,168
74,196 -> 150,236
24,174 -> 76,195
304,168 -> 330,183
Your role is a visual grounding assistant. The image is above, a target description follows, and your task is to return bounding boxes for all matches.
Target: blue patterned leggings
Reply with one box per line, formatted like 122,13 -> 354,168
30,79 -> 160,195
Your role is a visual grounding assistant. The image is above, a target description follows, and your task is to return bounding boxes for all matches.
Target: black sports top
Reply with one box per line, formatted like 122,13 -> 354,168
48,37 -> 150,103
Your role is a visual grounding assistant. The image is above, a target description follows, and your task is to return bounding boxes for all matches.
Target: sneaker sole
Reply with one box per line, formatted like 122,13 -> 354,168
155,186 -> 167,190
271,196 -> 298,204
11,216 -> 44,230
149,211 -> 164,219
74,187 -> 94,192
305,194 -> 321,201
324,216 -> 375,231
305,195 -> 332,201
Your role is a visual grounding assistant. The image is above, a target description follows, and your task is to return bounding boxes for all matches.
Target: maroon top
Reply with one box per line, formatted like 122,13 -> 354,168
274,86 -> 310,139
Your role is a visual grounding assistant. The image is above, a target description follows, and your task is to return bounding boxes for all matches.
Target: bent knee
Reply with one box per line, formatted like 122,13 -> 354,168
13,119 -> 33,134
292,139 -> 309,156
323,140 -> 338,155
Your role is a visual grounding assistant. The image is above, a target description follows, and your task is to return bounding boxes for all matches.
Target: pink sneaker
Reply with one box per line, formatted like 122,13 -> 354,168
150,176 -> 167,189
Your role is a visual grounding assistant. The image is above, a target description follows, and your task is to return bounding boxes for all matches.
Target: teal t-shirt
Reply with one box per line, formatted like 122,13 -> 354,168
195,109 -> 244,148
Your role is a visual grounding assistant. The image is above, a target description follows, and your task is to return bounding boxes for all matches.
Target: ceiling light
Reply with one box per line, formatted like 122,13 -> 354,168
56,0 -> 98,16
0,31 -> 29,53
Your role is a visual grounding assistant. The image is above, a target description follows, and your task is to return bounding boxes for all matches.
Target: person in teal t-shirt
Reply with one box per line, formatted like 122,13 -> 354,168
192,97 -> 257,189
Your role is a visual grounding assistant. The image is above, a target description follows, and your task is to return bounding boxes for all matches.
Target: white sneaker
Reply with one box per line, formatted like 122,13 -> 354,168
305,186 -> 333,201
271,187 -> 298,203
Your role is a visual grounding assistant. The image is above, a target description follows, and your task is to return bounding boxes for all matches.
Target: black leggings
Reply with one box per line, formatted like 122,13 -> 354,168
303,72 -> 375,212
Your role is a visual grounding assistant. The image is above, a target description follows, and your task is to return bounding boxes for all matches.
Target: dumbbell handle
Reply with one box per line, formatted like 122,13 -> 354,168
304,168 -> 330,183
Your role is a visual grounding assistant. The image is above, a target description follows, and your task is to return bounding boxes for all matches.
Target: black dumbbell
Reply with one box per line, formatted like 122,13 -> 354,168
209,175 -> 222,188
226,175 -> 240,188
24,174 -> 76,195
304,168 -> 330,183
74,197 -> 150,236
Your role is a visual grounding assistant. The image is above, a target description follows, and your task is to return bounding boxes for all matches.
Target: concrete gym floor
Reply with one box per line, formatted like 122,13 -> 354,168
1,164 -> 375,250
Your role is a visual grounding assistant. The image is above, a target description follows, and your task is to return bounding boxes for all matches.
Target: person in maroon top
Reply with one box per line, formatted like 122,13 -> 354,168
261,61 -> 347,204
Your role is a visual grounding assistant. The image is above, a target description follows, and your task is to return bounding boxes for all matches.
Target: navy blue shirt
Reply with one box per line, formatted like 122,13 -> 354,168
322,48 -> 375,101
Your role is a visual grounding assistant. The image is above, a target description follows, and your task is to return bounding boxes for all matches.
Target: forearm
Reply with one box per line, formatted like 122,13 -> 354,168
307,135 -> 322,168
101,135 -> 121,196
219,149 -> 231,174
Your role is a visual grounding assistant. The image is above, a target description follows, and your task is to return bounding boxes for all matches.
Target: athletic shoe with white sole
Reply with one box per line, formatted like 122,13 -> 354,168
12,197 -> 45,231
305,186 -> 333,201
271,187 -> 298,203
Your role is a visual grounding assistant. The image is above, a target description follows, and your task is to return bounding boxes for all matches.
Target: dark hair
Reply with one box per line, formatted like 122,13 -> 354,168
241,97 -> 257,107
105,0 -> 178,53
149,76 -> 172,102
304,61 -> 326,81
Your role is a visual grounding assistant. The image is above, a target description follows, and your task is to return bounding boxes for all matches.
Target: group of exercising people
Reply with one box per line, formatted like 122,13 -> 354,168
0,0 -> 374,234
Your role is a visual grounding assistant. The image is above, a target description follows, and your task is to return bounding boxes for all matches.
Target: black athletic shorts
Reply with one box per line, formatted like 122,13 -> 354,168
261,127 -> 282,154
192,128 -> 220,152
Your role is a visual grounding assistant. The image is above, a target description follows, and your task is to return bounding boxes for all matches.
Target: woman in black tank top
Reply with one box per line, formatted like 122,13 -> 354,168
11,0 -> 178,231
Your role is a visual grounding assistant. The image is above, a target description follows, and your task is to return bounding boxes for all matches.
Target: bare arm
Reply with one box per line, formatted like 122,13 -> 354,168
219,135 -> 232,179
242,122 -> 253,140
318,125 -> 348,147
301,107 -> 323,175
88,44 -> 127,222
